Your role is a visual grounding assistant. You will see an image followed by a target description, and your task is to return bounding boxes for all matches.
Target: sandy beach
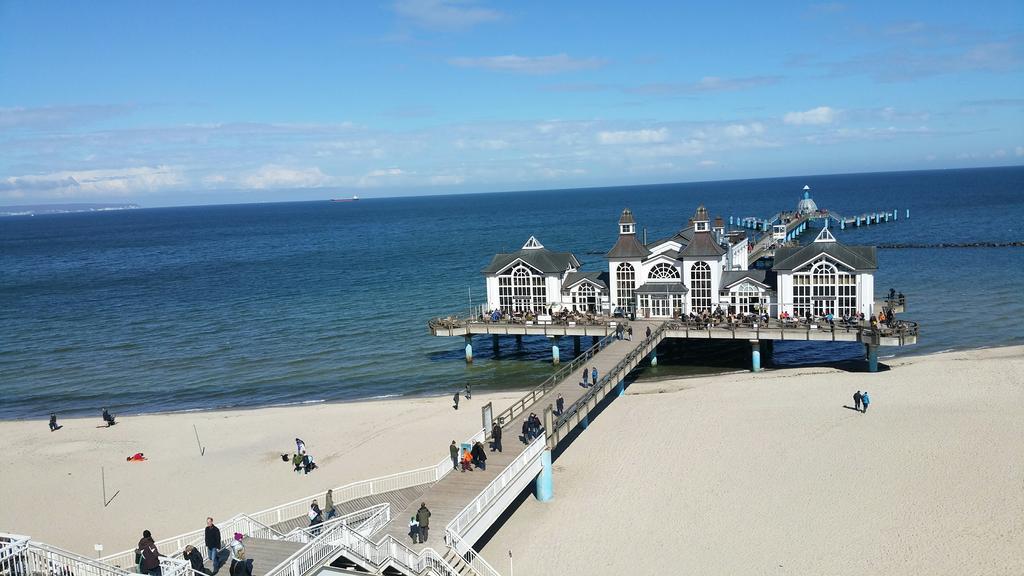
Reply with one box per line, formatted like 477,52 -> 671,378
485,346 -> 1024,575
0,390 -> 523,556
2,347 -> 1022,576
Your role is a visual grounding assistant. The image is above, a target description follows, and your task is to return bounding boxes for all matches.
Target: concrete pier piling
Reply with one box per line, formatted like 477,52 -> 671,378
751,340 -> 761,372
535,449 -> 553,501
465,335 -> 473,363
551,336 -> 560,365
866,343 -> 879,373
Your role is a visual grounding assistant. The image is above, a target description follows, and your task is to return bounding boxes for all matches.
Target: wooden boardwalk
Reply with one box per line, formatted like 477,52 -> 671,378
269,485 -> 430,535
377,320 -> 662,551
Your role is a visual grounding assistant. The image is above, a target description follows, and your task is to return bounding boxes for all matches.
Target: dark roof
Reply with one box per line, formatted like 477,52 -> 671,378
720,269 -> 777,289
646,226 -> 693,250
772,242 -> 877,272
562,271 -> 608,291
482,248 -> 580,275
618,208 -> 636,225
678,231 -> 727,258
693,204 -> 709,222
636,282 -> 688,295
607,234 -> 651,259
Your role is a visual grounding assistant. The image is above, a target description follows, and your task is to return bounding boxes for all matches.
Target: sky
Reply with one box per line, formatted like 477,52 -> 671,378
0,0 -> 1022,206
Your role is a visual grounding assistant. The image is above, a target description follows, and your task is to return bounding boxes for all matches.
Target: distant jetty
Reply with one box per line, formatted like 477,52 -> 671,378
0,203 -> 140,217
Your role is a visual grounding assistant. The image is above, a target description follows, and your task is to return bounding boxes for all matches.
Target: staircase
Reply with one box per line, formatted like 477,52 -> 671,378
234,538 -> 305,576
439,549 -> 475,576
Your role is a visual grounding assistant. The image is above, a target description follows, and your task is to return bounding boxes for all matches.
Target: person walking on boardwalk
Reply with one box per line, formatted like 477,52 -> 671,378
324,489 -> 336,520
491,422 -> 502,453
407,516 -> 420,545
416,503 -> 431,543
204,517 -> 222,564
308,500 -> 324,535
452,391 -> 460,410
184,546 -> 208,576
582,367 -> 589,386
227,533 -> 246,576
471,441 -> 487,471
646,325 -> 652,339
521,418 -> 530,443
556,394 -> 564,416
137,530 -> 162,576
592,366 -> 598,385
853,391 -> 863,412
449,440 -> 459,470
862,391 -> 871,413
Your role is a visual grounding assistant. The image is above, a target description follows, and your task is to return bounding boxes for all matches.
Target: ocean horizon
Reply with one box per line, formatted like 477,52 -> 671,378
2,165 -> 1022,420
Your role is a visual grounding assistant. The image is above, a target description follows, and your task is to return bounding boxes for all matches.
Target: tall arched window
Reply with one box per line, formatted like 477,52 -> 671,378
791,257 -> 858,318
811,262 -> 836,316
573,284 -> 597,312
497,264 -> 547,312
649,263 -> 680,280
616,262 -> 635,311
690,261 -> 712,313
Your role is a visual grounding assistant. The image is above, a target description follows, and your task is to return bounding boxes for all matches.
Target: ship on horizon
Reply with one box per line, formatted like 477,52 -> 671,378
330,195 -> 360,202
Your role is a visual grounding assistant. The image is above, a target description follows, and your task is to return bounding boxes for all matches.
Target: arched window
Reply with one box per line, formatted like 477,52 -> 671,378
497,264 -> 547,312
649,263 -> 680,280
690,261 -> 712,313
616,262 -> 635,311
730,282 -> 761,314
573,283 -> 597,312
791,258 -> 858,318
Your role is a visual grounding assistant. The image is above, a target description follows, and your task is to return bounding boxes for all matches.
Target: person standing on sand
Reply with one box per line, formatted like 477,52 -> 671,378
853,391 -> 863,412
416,503 -> 431,543
449,441 -> 459,470
295,438 -> 305,454
48,413 -> 61,431
137,530 -> 162,576
204,517 -> 221,564
491,422 -> 502,453
465,383 -> 471,399
862,391 -> 871,413
452,391 -> 460,410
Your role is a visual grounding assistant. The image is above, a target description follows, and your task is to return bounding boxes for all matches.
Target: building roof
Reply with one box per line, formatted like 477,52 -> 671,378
692,204 -> 709,222
772,242 -> 877,272
678,231 -> 727,258
720,269 -> 776,289
636,282 -> 689,295
482,240 -> 580,275
618,208 -> 636,225
607,233 -> 651,259
562,271 -> 609,291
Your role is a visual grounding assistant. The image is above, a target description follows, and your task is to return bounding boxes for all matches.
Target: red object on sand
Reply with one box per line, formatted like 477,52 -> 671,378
127,453 -> 146,462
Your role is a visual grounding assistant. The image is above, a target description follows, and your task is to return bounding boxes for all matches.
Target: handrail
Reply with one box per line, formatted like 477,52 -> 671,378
447,435 -> 547,538
0,533 -> 191,576
278,503 -> 390,543
493,332 -> 617,428
444,530 -> 501,576
263,505 -> 392,576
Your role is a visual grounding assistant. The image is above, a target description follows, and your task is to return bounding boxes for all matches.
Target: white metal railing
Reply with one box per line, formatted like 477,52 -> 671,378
0,534 -> 190,576
444,530 -> 501,576
447,435 -> 546,538
278,503 -> 390,543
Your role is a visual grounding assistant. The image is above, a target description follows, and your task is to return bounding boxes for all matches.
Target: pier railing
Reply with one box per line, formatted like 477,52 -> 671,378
2,533 -> 190,576
444,531 -> 501,576
493,332 -> 617,427
263,504 -> 391,576
278,503 -> 390,544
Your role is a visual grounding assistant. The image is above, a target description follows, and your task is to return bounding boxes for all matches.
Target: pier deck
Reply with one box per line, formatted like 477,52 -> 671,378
377,320 -> 663,550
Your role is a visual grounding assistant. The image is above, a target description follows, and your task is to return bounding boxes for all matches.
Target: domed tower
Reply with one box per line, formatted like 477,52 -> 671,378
797,185 -> 818,215
692,204 -> 710,232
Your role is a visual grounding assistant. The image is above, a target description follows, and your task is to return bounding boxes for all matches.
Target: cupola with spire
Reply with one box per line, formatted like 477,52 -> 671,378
713,215 -> 725,237
619,208 -> 636,235
606,208 -> 651,259
692,204 -> 710,233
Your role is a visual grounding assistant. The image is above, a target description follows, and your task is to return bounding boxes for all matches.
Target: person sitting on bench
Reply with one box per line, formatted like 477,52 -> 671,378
102,408 -> 116,426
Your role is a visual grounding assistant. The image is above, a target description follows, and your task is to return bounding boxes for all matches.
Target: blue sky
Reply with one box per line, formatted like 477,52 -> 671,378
1,1 -> 1021,206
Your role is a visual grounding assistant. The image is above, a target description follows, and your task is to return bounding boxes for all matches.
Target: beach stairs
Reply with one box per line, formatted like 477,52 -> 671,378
438,549 -> 475,576
235,538 -> 305,576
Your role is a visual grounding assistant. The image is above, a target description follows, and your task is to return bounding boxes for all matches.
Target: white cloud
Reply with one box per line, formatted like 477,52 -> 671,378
241,165 -> 330,189
1016,146 -> 1024,157
784,106 -> 837,125
597,128 -> 669,145
698,159 -> 719,167
393,0 -> 502,30
448,54 -> 607,74
723,122 -> 765,138
0,166 -> 183,199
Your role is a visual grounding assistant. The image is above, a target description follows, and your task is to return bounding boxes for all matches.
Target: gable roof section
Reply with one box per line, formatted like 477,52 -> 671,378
679,231 -> 727,258
772,242 -> 877,272
636,282 -> 688,295
606,234 -> 651,259
482,248 -> 580,275
562,271 -> 609,291
720,269 -> 776,290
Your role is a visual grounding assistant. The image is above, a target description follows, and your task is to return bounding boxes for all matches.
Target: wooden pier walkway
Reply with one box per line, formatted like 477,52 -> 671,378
376,320 -> 663,551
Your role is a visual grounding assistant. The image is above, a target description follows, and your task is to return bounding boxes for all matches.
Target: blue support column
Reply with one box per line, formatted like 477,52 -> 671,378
841,219 -> 845,230
906,208 -> 910,219
867,344 -> 878,373
492,335 -> 500,356
551,336 -> 560,365
617,380 -> 625,397
650,346 -> 658,366
580,415 -> 589,429
464,335 -> 473,364
729,215 -> 734,225
894,209 -> 898,221
535,449 -> 553,501
751,340 -> 761,372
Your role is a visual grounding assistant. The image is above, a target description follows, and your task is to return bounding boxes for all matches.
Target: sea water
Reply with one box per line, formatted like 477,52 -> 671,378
1,166 -> 1021,419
